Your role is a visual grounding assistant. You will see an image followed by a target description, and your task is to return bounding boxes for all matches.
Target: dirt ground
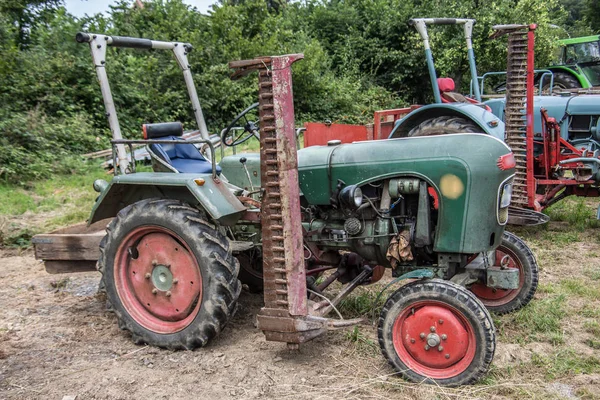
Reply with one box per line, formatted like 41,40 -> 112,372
1,222 -> 599,399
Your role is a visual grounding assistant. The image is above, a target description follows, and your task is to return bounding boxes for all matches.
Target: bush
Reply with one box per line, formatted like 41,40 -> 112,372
0,110 -> 105,184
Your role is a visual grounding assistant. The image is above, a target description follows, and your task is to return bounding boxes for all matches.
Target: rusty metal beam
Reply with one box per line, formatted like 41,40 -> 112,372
230,54 -> 335,346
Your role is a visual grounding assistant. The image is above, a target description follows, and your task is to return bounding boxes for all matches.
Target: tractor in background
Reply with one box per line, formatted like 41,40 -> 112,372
31,32 -> 533,387
545,35 -> 600,90
359,19 -> 600,221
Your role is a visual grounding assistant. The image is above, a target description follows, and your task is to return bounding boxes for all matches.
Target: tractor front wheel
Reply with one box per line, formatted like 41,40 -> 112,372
408,116 -> 482,137
470,231 -> 538,315
98,199 -> 241,350
378,279 -> 495,386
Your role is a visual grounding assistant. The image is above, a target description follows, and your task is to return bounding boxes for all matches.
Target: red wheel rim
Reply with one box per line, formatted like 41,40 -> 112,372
391,301 -> 476,379
114,226 -> 202,334
470,247 -> 524,306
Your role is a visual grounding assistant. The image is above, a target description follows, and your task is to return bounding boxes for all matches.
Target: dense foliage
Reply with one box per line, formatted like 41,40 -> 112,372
0,0 -> 594,184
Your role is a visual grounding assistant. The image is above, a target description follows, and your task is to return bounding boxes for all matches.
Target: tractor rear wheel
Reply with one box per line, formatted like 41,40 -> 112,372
98,198 -> 241,350
408,116 -> 482,137
544,71 -> 581,92
378,279 -> 495,386
470,231 -> 538,315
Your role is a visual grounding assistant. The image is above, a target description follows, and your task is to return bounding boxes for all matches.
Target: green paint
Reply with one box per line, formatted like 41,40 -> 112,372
88,172 -> 246,226
558,36 -> 600,46
297,134 -> 513,254
219,153 -> 261,190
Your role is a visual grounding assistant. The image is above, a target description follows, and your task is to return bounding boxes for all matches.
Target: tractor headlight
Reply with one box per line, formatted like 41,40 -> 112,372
500,182 -> 513,208
339,185 -> 363,209
497,178 -> 513,225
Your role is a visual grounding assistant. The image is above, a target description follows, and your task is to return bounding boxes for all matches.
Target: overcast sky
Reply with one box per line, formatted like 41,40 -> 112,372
64,0 -> 216,17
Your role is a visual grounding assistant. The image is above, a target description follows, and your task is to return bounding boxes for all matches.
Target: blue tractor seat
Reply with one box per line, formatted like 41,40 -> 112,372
143,122 -> 221,175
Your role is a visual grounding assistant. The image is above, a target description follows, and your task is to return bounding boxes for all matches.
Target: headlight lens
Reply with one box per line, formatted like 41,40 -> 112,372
500,182 -> 512,208
339,185 -> 363,209
353,187 -> 363,208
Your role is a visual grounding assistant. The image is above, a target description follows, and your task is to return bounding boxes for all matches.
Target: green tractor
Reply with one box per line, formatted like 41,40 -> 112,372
545,35 -> 600,90
33,32 -> 537,387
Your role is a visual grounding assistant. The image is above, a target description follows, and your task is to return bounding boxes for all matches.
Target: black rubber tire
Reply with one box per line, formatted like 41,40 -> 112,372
98,198 -> 241,350
408,116 -> 482,137
378,279 -> 495,387
473,231 -> 538,315
544,71 -> 581,92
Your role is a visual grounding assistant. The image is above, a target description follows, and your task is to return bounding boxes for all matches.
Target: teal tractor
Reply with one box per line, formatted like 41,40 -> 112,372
388,18 -> 505,140
37,32 -> 541,387
390,19 -> 600,218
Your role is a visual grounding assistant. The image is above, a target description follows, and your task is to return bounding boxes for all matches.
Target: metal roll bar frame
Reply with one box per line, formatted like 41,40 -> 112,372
76,32 -> 210,175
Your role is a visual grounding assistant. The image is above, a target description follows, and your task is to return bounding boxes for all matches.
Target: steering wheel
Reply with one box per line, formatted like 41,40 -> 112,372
221,103 -> 260,147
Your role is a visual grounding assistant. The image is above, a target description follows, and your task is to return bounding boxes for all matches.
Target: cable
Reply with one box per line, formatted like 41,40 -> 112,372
306,289 -> 344,320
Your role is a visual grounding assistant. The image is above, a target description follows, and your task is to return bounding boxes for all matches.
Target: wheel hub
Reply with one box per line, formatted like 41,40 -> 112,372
151,264 -> 173,292
426,332 -> 441,348
397,305 -> 469,369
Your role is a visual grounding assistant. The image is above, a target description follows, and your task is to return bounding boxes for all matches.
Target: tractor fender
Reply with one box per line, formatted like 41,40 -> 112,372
388,103 -> 505,141
88,172 -> 246,226
546,66 -> 591,88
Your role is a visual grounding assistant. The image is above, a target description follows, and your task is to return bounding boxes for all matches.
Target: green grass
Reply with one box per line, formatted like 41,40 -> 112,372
531,349 -> 600,380
541,230 -> 580,244
559,279 -> 600,300
580,304 -> 600,318
338,288 -> 386,320
0,163 -> 107,216
544,197 -> 600,231
584,320 -> 600,335
345,326 -> 378,355
0,162 -> 109,247
496,295 -> 566,345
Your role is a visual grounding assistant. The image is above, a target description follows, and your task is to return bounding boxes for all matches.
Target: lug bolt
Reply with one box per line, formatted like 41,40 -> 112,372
410,338 -> 415,344
445,354 -> 450,359
152,288 -> 158,294
430,326 -> 436,332
438,346 -> 444,352
424,345 -> 430,351
441,334 -> 447,340
419,333 -> 425,339
173,279 -> 179,284
145,273 -> 151,279
165,264 -> 171,269
152,260 -> 158,266
166,291 -> 172,297
439,319 -> 444,324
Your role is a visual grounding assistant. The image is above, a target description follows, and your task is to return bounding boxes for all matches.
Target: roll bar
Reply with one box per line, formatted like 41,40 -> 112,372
76,32 -> 209,174
75,32 -> 193,53
409,18 -> 481,103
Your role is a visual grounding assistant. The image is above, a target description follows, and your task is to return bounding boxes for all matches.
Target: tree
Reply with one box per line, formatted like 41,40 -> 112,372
0,0 -> 62,48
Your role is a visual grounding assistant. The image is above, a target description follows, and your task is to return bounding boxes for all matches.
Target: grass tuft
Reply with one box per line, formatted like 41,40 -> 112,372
544,197 -> 600,231
497,295 -> 566,344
